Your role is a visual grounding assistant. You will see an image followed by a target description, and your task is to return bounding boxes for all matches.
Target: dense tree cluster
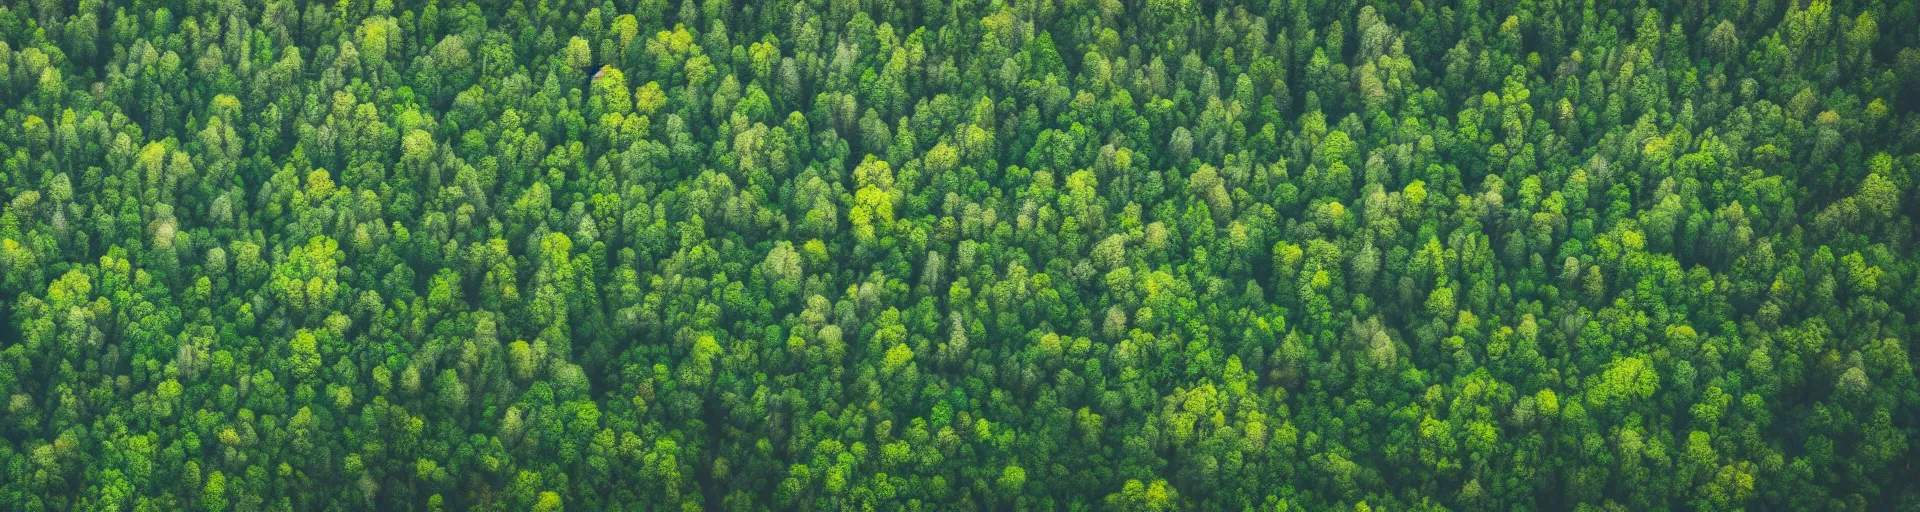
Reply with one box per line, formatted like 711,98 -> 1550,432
1,0 -> 1918,509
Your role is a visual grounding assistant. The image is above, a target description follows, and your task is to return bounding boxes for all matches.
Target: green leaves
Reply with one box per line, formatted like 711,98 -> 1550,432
0,0 -> 1914,510
1589,357 -> 1661,410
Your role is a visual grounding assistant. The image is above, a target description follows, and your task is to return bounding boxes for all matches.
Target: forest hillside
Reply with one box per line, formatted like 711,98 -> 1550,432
0,0 -> 1918,510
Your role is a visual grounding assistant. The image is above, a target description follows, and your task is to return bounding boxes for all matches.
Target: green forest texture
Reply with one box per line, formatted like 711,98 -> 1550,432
0,0 -> 1918,509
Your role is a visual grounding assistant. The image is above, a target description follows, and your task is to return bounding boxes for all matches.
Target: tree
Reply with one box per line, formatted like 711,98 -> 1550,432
0,1 -> 1915,510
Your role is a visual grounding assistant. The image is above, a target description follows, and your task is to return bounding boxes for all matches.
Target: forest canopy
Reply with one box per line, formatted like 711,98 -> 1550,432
1,0 -> 1918,510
